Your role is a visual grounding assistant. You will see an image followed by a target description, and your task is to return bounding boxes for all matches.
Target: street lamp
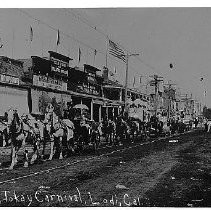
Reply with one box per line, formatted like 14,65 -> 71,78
124,53 -> 140,113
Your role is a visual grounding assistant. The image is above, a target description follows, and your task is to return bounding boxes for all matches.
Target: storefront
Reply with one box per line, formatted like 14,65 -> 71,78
0,74 -> 29,115
0,85 -> 29,115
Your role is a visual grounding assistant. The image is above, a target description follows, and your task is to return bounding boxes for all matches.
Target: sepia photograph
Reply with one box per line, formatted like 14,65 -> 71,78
0,1 -> 211,207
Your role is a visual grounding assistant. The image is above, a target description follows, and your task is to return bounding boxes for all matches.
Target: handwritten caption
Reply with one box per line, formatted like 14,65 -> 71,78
0,187 -> 143,207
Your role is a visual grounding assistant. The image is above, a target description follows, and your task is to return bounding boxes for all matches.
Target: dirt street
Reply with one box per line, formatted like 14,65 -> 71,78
0,130 -> 210,207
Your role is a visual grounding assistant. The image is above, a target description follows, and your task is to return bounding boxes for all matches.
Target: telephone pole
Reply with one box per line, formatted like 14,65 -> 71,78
149,74 -> 163,116
163,81 -> 177,119
124,53 -> 139,113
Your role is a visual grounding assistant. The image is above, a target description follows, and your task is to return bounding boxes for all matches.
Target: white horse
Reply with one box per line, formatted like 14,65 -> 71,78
62,118 -> 75,153
6,109 -> 28,170
162,122 -> 171,136
207,120 -> 211,132
44,104 -> 74,160
0,120 -> 8,147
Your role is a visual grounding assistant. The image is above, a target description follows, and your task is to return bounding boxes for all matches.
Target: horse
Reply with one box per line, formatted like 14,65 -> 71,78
102,119 -> 116,146
205,120 -> 211,133
89,121 -> 101,152
127,119 -> 140,141
61,118 -> 75,155
115,117 -> 129,144
21,114 -> 44,165
43,109 -> 67,160
6,109 -> 28,170
0,120 -> 8,147
162,121 -> 171,136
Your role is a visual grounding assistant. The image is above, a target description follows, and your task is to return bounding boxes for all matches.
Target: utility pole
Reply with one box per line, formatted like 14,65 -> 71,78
125,53 -> 129,112
149,74 -> 163,117
163,81 -> 177,119
124,53 -> 139,114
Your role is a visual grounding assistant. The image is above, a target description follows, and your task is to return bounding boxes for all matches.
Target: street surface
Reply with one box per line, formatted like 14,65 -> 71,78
0,129 -> 211,207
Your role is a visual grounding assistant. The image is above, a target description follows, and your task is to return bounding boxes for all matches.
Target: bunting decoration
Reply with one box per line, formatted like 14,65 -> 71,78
108,40 -> 126,63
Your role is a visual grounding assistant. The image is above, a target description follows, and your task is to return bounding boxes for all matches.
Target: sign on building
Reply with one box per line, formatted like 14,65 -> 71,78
0,74 -> 19,85
33,75 -> 67,91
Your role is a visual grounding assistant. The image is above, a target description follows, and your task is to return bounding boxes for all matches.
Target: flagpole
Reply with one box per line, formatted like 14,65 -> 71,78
93,50 -> 96,66
86,48 -> 88,64
124,53 -> 129,112
78,47 -> 81,65
105,37 -> 109,68
12,28 -> 15,59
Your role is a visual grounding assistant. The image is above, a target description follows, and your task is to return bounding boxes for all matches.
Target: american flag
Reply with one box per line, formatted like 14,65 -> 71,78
108,40 -> 126,63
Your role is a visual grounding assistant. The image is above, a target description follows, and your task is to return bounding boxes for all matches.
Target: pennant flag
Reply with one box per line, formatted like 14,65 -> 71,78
108,40 -> 126,63
78,47 -> 81,63
133,76 -> 136,87
114,66 -> 117,74
0,38 -> 3,48
108,69 -> 114,76
56,29 -> 60,46
93,49 -> 97,65
30,26 -> 33,42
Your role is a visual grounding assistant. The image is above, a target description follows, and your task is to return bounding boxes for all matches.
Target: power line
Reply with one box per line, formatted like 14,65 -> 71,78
15,8 -> 189,96
16,8 -> 158,88
62,8 -> 157,74
16,8 -> 127,67
17,8 -> 157,77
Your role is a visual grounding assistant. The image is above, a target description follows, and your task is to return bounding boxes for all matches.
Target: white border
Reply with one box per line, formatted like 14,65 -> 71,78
1,0 -> 211,8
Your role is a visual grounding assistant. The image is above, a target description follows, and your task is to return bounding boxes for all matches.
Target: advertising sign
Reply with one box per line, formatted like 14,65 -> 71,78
33,75 -> 67,91
0,74 -> 19,85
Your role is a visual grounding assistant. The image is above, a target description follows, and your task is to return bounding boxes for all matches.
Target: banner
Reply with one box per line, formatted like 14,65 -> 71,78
31,89 -> 71,115
33,75 -> 67,91
0,74 -> 19,85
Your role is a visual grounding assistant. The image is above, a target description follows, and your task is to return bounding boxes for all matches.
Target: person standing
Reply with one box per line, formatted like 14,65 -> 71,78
67,100 -> 75,121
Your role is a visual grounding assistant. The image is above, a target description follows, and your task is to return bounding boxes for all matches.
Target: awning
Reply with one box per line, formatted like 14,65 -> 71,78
93,99 -> 104,105
103,85 -> 123,89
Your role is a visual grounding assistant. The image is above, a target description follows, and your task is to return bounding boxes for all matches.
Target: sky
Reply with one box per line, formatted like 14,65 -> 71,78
0,7 -> 210,106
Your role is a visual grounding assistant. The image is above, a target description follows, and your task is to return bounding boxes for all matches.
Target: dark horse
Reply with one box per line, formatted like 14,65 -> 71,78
115,117 -> 129,144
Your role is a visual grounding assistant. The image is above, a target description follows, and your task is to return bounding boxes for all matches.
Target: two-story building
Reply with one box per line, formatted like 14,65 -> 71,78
0,56 -> 30,115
